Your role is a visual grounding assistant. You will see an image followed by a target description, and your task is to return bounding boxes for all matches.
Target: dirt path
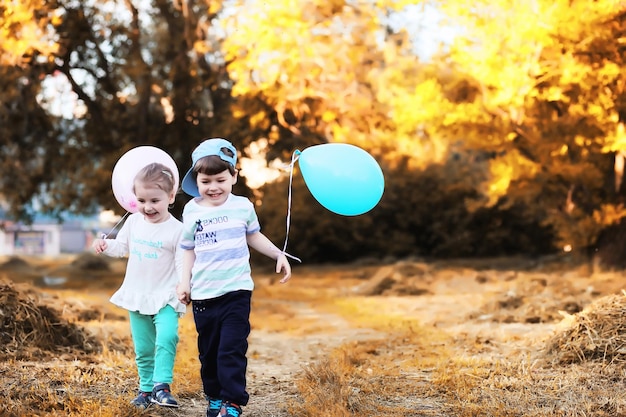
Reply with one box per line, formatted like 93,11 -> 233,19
5,256 -> 615,417
173,299 -> 383,416
174,266 -> 556,417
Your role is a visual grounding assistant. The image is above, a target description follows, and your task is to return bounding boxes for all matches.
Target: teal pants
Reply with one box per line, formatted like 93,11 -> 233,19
129,305 -> 179,392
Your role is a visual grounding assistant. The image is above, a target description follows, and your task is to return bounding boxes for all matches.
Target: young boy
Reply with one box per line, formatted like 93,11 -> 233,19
176,138 -> 291,417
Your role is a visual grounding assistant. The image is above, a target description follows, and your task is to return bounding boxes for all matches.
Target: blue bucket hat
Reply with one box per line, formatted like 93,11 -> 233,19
181,138 -> 237,197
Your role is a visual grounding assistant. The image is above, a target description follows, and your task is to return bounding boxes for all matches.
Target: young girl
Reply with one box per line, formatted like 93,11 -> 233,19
92,162 -> 185,409
176,138 -> 291,417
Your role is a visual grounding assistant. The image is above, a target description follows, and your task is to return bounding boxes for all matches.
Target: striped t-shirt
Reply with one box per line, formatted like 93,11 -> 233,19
180,194 -> 260,300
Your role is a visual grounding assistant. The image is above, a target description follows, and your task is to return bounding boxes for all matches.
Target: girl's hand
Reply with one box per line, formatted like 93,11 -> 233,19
176,282 -> 191,305
92,239 -> 107,254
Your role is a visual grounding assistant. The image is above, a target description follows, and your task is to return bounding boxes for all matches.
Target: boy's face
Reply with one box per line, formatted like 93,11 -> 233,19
195,169 -> 237,207
134,182 -> 175,224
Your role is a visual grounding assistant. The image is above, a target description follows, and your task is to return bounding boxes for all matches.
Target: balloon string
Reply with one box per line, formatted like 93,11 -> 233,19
281,150 -> 302,263
101,211 -> 130,239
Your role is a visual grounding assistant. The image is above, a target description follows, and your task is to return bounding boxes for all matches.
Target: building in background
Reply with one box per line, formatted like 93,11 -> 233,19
0,210 -> 111,256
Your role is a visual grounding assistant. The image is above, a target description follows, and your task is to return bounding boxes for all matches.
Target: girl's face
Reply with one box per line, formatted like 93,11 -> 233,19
196,169 -> 237,207
134,181 -> 175,224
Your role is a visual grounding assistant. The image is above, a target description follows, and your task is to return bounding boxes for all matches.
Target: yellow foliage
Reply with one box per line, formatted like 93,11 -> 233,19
486,150 -> 539,206
443,2 -> 551,105
546,86 -> 562,102
232,108 -> 246,119
602,123 -> 626,153
249,110 -> 269,129
550,144 -> 568,157
593,204 -> 626,226
442,0 -> 618,115
193,39 -> 211,55
219,0 -> 624,232
321,110 -> 336,122
221,0 -> 415,154
0,0 -> 59,66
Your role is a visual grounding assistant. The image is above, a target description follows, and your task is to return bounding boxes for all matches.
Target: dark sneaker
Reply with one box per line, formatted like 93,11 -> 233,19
206,397 -> 223,417
130,391 -> 152,409
219,401 -> 242,417
151,383 -> 179,408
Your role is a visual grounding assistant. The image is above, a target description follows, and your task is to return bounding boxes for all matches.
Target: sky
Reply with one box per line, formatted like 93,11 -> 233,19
388,3 -> 460,60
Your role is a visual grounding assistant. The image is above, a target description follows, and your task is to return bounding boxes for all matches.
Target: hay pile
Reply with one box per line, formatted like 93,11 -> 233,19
471,273 -> 588,324
544,291 -> 626,364
0,278 -> 100,360
0,256 -> 30,269
0,256 -> 43,282
70,252 -> 110,271
354,262 -> 432,296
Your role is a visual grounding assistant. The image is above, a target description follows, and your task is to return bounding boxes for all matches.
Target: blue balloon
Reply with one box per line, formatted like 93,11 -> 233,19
298,143 -> 385,216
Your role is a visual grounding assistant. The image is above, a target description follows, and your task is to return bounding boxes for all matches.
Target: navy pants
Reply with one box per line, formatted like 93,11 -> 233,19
192,290 -> 251,406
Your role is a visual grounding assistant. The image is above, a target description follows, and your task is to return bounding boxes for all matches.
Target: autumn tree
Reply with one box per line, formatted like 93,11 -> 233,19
225,0 -> 626,262
0,0 -> 250,220
3,0 -> 626,263
430,0 -> 626,257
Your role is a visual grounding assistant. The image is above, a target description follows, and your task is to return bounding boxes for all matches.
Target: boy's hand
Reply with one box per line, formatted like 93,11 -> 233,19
276,254 -> 292,284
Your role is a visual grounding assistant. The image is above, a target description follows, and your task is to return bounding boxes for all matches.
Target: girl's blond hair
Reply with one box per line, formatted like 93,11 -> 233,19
133,162 -> 176,194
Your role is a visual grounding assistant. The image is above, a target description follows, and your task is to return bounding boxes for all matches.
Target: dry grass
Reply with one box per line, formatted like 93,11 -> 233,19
544,291 -> 626,364
0,279 -> 99,361
0,255 -> 202,417
3,255 -> 626,416
284,264 -> 626,417
289,322 -> 626,416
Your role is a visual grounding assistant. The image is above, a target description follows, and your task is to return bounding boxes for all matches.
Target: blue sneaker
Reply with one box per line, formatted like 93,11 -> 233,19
151,383 -> 179,408
219,401 -> 242,416
206,397 -> 223,417
130,391 -> 152,409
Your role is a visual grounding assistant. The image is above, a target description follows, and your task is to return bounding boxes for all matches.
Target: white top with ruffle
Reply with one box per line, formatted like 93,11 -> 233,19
102,212 -> 186,316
